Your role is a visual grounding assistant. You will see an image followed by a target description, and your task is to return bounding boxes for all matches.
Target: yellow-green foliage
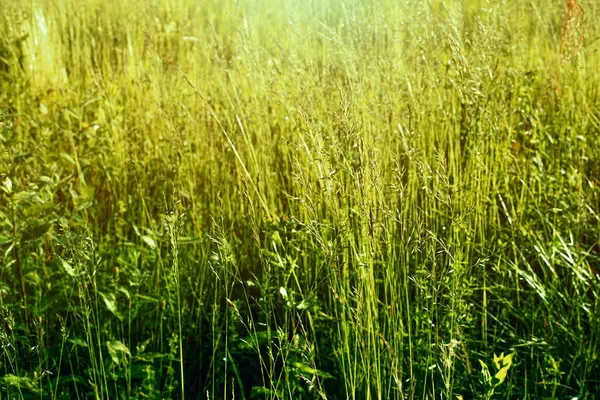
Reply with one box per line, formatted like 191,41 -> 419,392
0,0 -> 599,399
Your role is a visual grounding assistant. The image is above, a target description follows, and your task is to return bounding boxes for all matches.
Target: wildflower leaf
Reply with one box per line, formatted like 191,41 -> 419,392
106,340 -> 131,365
494,365 -> 510,385
493,352 -> 504,370
99,291 -> 122,320
61,259 -> 76,277
479,360 -> 492,386
141,235 -> 156,249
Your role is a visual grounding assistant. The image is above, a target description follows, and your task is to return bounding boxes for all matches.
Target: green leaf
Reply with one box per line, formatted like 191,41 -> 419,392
60,152 -> 77,165
38,176 -> 54,185
23,202 -> 56,217
1,177 -> 12,194
99,291 -> 122,319
479,360 -> 492,386
141,235 -> 156,249
4,242 -> 15,259
117,286 -> 131,299
106,340 -> 131,365
291,362 -> 334,379
61,259 -> 76,277
21,222 -> 51,243
493,353 -> 514,387
502,352 -> 514,368
14,190 -> 37,202
493,352 -> 504,370
134,294 -> 161,303
67,337 -> 88,348
494,365 -> 509,386
24,271 -> 41,286
1,374 -> 41,393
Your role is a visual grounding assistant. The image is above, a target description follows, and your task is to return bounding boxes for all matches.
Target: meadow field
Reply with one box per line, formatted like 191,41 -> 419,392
1,0 -> 599,398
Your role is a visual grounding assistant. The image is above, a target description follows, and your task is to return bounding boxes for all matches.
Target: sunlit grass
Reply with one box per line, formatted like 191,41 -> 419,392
0,0 -> 599,398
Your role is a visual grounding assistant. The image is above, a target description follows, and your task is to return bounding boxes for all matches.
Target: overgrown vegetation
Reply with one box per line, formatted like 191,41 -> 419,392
1,0 -> 599,398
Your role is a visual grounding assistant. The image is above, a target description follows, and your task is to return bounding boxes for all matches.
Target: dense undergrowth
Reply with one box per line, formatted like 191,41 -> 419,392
1,0 -> 599,398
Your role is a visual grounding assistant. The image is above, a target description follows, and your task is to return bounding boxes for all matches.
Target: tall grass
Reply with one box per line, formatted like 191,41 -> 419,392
0,0 -> 599,398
